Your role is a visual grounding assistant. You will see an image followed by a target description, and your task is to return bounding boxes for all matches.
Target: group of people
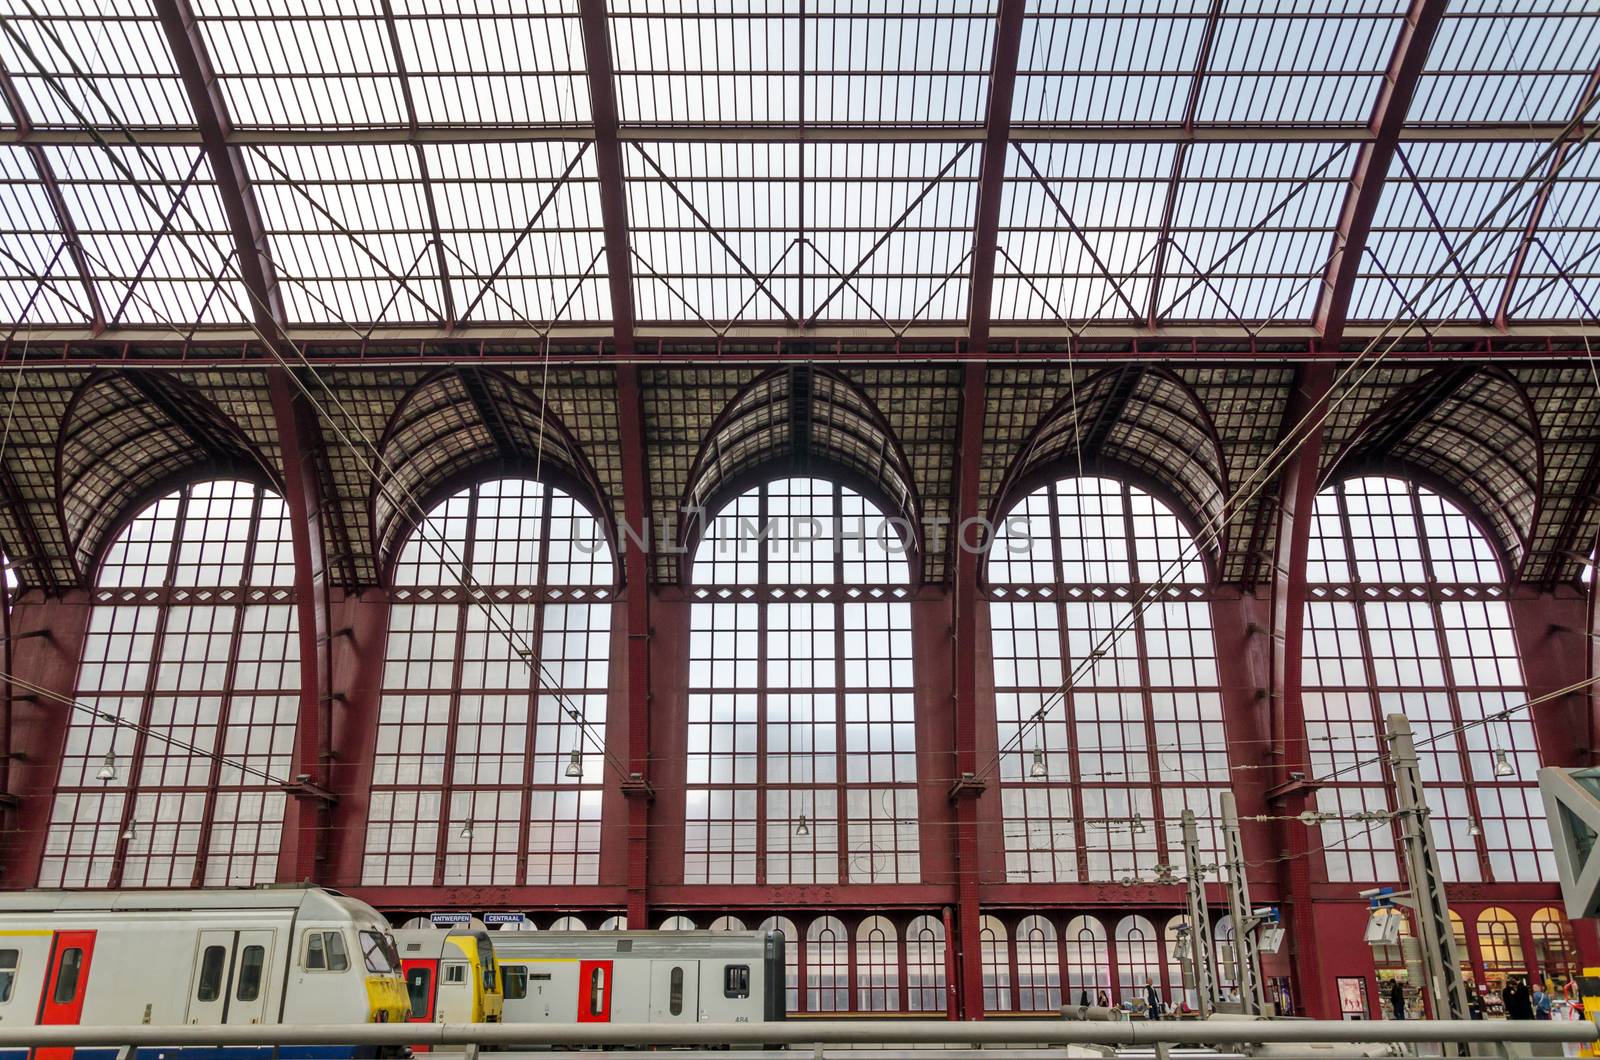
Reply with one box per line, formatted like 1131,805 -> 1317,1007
1074,979 -> 1170,1019
1387,975 -> 1556,1020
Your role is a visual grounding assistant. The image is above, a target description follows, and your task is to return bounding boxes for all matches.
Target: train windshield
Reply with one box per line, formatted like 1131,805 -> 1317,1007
476,934 -> 497,992
360,930 -> 400,974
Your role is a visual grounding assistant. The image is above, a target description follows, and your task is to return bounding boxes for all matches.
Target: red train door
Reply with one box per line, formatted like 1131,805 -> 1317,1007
36,930 -> 95,1060
577,960 -> 612,1023
402,958 -> 438,1054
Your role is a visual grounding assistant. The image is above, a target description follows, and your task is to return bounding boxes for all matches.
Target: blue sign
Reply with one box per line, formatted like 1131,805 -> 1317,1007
483,912 -> 526,925
430,912 -> 472,926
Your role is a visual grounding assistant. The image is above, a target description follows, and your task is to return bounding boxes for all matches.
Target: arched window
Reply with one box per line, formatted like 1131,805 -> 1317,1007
1116,915 -> 1161,1004
660,915 -> 697,931
598,915 -> 626,931
362,479 -> 612,887
1476,907 -> 1524,993
1063,915 -> 1109,1004
709,915 -> 748,931
980,915 -> 1011,1012
989,477 -> 1226,883
1450,910 -> 1475,990
41,480 -> 298,888
685,478 -> 918,885
807,915 -> 849,1012
906,914 -> 946,1012
1530,908 -> 1576,991
1163,916 -> 1192,1008
759,915 -> 801,1012
1016,914 -> 1061,1011
548,915 -> 587,931
856,916 -> 899,1011
1304,477 -> 1548,884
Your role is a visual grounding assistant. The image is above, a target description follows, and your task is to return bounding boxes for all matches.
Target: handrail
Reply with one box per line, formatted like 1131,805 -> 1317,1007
0,1020 -> 1591,1048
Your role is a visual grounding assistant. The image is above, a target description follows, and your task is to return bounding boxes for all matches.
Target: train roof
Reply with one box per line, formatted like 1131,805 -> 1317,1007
491,929 -> 777,960
0,885 -> 379,922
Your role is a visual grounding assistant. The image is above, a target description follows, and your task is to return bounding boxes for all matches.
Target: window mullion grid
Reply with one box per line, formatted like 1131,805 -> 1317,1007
1125,483 -> 1167,870
431,485 -> 480,887
109,484 -> 193,889
755,483 -> 770,886
1334,481 -> 1405,875
515,483 -> 555,885
1048,485 -> 1087,883
189,487 -> 264,887
1407,484 -> 1494,882
832,483 -> 849,893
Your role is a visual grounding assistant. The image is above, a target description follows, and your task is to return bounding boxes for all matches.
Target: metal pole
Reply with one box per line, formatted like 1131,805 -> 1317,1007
1181,808 -> 1218,1017
1387,712 -> 1472,1023
1220,790 -> 1266,1015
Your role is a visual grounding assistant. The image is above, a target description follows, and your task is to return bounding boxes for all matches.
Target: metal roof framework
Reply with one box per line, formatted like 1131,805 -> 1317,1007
0,0 -> 1595,352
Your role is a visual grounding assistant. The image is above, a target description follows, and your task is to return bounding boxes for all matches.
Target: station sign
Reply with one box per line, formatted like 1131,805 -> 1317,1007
430,912 -> 472,926
483,912 -> 527,925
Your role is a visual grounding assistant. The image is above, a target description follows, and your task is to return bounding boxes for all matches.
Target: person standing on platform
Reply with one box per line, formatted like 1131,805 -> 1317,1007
1389,978 -> 1406,1021
1534,981 -> 1552,1020
1146,977 -> 1164,1020
1504,977 -> 1535,1020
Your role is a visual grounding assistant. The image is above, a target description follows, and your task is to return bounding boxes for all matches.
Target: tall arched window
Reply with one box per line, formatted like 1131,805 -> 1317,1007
906,914 -> 946,1012
807,914 -> 849,1012
856,916 -> 899,1011
1162,916 -> 1191,1007
1476,907 -> 1524,993
1530,908 -> 1576,990
685,477 -> 918,884
1016,914 -> 1061,1011
1116,914 -> 1162,1003
1063,915 -> 1110,1004
362,478 -> 613,887
41,480 -> 298,888
1304,477 -> 1549,884
989,476 -> 1227,882
981,915 -> 1012,1011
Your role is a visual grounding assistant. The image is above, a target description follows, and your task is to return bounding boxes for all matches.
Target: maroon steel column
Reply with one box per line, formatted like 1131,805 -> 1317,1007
269,369 -> 337,882
1265,362 -> 1333,1016
616,366 -> 654,926
950,365 -> 988,1018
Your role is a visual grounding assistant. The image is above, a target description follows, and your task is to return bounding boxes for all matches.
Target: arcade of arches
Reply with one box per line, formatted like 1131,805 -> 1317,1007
2,365 -> 1596,1024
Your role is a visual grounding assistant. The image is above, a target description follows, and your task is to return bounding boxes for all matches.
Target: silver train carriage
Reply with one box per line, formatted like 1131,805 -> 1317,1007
493,930 -> 785,1025
0,886 -> 409,1060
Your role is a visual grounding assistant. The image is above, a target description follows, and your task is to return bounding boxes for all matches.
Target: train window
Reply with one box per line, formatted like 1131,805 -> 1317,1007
0,949 -> 16,1003
502,965 -> 527,1000
305,931 -> 351,972
406,968 -> 433,1018
236,946 -> 265,1002
724,965 -> 750,999
360,931 -> 397,974
53,948 -> 82,1004
196,945 -> 227,1002
669,966 -> 683,1016
589,966 -> 606,1016
445,964 -> 467,984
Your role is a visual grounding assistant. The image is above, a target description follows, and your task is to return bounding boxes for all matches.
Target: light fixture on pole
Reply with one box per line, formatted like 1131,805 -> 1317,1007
96,752 -> 118,782
795,813 -> 810,837
565,748 -> 583,778
1029,747 -> 1047,779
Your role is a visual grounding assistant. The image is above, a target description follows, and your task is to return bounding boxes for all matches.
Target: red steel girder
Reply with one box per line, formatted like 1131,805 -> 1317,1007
616,364 -> 653,926
578,0 -> 636,352
966,0 -> 1026,348
1313,0 -> 1448,345
154,0 -> 285,334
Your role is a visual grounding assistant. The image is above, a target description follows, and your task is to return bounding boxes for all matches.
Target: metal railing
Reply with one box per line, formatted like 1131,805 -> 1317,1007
0,1020 -> 1591,1050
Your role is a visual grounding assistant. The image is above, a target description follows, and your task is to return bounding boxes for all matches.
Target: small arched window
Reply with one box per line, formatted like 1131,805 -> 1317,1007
709,915 -> 747,932
685,477 -> 918,885
1304,477 -> 1549,884
1063,915 -> 1109,1004
1016,914 -> 1060,1011
362,479 -> 612,888
980,915 -> 1011,1012
806,915 -> 849,1012
548,915 -> 587,931
1115,915 -> 1161,1005
988,476 -> 1226,883
41,480 -> 298,888
659,916 -> 697,931
1530,908 -> 1576,990
758,915 -> 800,1012
906,914 -> 946,1012
855,916 -> 899,1011
1476,908 -> 1524,991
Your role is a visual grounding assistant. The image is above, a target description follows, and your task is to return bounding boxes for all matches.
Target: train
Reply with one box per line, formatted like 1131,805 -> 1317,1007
0,885 -> 410,1057
491,929 -> 784,1024
393,927 -> 503,1026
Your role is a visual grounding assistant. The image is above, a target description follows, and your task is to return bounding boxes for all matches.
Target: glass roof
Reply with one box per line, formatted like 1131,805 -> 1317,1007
0,0 -> 1595,334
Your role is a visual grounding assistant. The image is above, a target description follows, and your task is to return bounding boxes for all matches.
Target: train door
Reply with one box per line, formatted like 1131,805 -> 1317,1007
648,961 -> 698,1023
227,931 -> 274,1024
36,930 -> 95,1060
187,930 -> 237,1025
576,961 -> 612,1023
402,959 -> 438,1022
